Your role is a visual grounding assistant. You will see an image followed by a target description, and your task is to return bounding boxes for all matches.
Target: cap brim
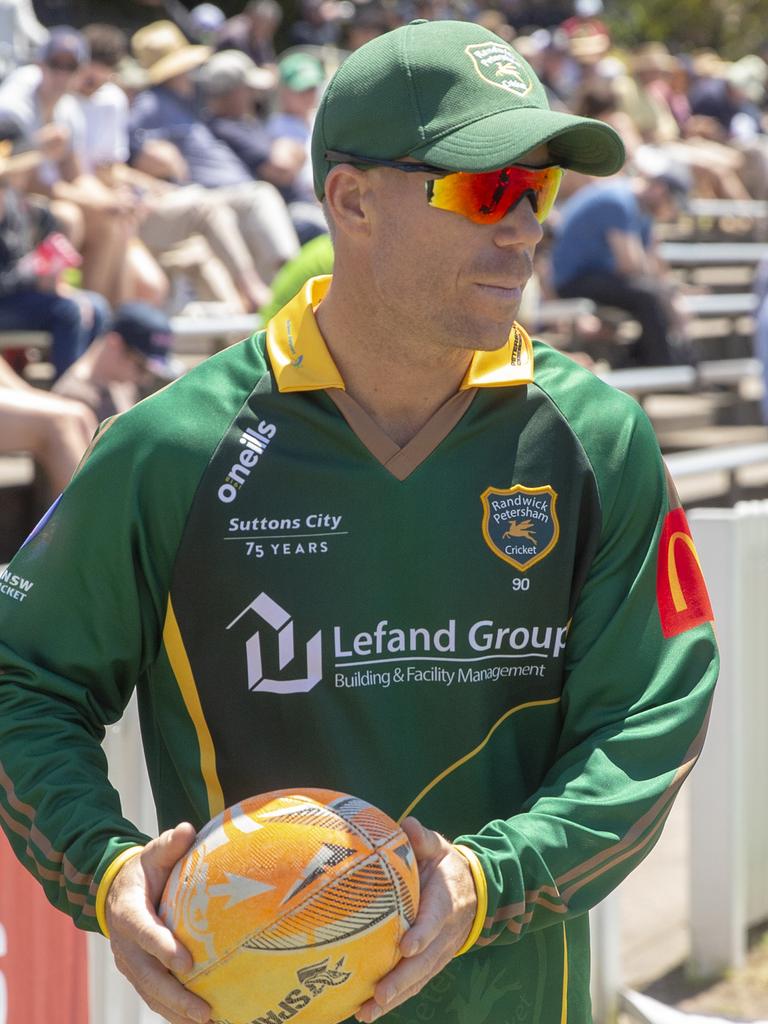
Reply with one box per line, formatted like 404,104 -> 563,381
145,354 -> 185,379
410,107 -> 625,177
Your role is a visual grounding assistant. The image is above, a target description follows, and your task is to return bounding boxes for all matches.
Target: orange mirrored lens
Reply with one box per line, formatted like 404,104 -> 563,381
427,165 -> 562,224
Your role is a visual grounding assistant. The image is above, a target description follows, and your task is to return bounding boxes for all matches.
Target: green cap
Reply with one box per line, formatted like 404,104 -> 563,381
312,19 -> 625,199
279,52 -> 325,92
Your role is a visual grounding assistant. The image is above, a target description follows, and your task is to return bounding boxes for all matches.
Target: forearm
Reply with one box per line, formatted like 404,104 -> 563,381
456,415 -> 718,947
0,662 -> 151,929
454,647 -> 715,945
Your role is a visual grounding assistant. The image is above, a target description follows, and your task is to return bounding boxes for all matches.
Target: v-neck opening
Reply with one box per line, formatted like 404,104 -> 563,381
326,388 -> 479,481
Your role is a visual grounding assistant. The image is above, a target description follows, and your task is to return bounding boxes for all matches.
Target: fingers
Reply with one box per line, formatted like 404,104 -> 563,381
107,823 -> 209,1022
356,932 -> 453,1022
398,818 -> 451,957
354,823 -> 479,1022
112,942 -> 210,1023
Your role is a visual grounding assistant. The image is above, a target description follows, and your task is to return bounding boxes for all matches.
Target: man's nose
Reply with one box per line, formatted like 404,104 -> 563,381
493,194 -> 544,248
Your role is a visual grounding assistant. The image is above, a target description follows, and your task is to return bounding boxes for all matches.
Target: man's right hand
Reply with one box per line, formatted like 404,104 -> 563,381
105,823 -> 211,1024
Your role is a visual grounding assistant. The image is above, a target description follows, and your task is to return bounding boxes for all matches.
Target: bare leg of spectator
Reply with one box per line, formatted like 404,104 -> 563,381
79,208 -> 135,307
140,185 -> 272,311
217,181 -> 300,283
121,238 -> 170,308
48,198 -> 85,250
0,386 -> 97,497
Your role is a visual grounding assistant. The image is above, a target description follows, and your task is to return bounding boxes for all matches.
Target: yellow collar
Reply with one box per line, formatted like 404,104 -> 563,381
265,275 -> 535,393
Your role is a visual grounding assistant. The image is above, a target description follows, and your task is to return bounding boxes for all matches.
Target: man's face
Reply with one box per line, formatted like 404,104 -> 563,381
358,144 -> 548,354
39,53 -> 81,101
76,61 -> 114,98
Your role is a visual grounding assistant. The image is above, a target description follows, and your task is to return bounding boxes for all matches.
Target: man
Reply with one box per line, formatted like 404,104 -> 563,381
53,302 -> 183,421
0,352 -> 96,501
216,0 -> 282,67
551,147 -> 693,365
0,20 -> 718,1024
0,134 -> 109,377
201,49 -> 327,242
0,24 -> 88,185
129,19 -> 299,292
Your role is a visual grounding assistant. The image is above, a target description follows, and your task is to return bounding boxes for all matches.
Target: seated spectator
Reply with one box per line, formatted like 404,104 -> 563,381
216,0 -> 282,67
265,53 -> 324,204
0,25 -> 88,241
341,3 -> 393,52
129,20 -> 299,294
69,29 -> 279,315
53,302 -> 182,421
0,138 -> 109,378
0,353 -> 96,500
551,149 -> 693,366
72,23 -> 169,308
0,26 -> 166,307
201,49 -> 326,243
288,0 -> 344,49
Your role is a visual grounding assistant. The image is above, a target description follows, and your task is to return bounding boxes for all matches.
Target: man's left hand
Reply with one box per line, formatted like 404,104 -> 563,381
355,816 -> 478,1023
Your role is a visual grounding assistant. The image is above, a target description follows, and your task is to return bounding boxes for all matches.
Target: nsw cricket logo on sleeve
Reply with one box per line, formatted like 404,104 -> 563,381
480,484 -> 559,571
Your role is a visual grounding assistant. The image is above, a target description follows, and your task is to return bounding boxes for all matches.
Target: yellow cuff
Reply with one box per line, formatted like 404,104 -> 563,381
95,846 -> 145,937
453,844 -> 488,956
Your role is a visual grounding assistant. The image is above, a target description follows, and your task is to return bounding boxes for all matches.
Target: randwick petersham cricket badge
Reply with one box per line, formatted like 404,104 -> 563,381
481,484 -> 560,571
465,42 -> 534,97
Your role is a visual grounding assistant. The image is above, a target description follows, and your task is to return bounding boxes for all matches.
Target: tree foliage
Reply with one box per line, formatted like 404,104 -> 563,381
604,0 -> 768,58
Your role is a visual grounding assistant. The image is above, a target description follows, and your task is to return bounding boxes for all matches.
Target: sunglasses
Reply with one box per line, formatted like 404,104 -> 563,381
324,149 -> 563,225
46,59 -> 79,73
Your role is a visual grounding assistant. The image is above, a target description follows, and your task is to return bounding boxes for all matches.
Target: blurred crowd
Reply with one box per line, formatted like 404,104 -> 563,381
3,0 -> 768,509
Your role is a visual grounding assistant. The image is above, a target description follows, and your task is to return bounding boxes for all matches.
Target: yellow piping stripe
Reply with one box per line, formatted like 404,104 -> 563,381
561,923 -> 569,1024
163,597 -> 225,818
397,697 -> 561,823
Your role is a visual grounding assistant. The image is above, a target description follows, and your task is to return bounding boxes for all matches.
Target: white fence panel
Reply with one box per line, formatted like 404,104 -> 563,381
688,502 -> 768,976
87,694 -> 165,1024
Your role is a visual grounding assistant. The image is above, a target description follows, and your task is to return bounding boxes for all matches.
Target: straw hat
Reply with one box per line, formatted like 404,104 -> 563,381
630,42 -> 678,75
131,20 -> 211,86
691,50 -> 731,79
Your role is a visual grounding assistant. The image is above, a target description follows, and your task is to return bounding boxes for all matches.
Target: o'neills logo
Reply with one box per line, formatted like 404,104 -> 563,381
481,484 -> 560,571
217,420 -> 276,504
465,42 -> 533,97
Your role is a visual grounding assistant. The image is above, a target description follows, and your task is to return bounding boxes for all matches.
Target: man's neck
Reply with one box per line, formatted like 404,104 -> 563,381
314,280 -> 473,448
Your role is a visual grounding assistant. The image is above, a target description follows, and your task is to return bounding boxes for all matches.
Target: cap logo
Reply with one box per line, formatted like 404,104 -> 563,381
465,42 -> 533,97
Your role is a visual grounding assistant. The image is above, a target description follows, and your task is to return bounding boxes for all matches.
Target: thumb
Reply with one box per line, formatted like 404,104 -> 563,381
142,822 -> 197,897
401,816 -> 443,864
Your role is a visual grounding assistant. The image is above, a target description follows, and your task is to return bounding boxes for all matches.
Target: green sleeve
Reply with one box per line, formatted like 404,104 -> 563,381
0,343 -> 259,930
453,398 -> 718,946
259,234 -> 334,324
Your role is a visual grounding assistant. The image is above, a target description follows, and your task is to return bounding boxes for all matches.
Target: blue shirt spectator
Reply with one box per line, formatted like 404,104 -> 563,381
551,156 -> 691,366
129,84 -> 254,189
551,180 -> 651,291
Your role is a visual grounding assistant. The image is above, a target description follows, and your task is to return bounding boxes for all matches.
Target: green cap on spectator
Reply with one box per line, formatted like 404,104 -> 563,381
312,19 -> 625,199
279,52 -> 325,91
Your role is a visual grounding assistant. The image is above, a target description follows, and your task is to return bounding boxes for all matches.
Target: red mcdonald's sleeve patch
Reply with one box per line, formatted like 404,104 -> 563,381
656,507 -> 714,638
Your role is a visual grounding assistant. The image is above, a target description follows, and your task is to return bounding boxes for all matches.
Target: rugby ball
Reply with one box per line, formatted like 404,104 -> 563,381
159,789 -> 420,1024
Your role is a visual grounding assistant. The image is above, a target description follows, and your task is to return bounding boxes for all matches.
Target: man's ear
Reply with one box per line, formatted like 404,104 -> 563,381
323,164 -> 373,239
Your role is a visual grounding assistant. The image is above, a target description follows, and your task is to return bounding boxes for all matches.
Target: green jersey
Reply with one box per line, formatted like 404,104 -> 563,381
0,276 -> 717,1023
